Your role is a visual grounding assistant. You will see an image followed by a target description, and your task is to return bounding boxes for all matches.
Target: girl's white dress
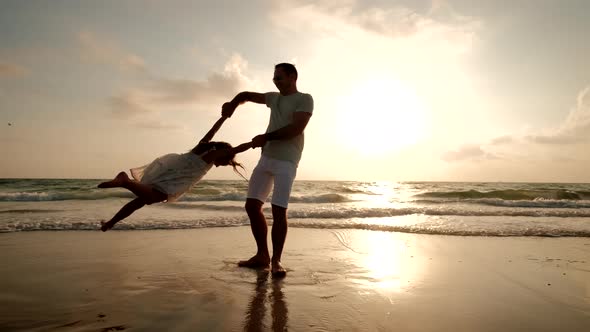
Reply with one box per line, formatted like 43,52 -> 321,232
130,152 -> 212,202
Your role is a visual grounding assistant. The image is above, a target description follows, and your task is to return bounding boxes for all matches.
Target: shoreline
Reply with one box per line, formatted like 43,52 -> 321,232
1,228 -> 589,331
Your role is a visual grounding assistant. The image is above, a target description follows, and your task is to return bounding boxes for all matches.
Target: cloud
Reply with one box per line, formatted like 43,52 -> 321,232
78,31 -> 252,131
78,31 -> 147,73
135,120 -> 185,131
107,91 -> 186,131
442,144 -> 498,162
0,61 -> 29,78
269,0 -> 480,50
111,53 -> 249,108
80,30 -> 250,109
429,0 -> 447,13
149,54 -> 249,104
525,86 -> 590,145
354,7 -> 424,37
525,134 -> 581,145
489,135 -> 514,145
109,90 -> 154,119
443,85 -> 590,163
106,54 -> 251,130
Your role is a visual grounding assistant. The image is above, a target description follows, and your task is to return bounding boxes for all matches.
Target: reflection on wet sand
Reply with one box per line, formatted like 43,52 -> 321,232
243,269 -> 288,332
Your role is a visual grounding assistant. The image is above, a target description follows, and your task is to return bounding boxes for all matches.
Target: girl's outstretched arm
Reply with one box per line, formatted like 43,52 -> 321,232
199,116 -> 228,144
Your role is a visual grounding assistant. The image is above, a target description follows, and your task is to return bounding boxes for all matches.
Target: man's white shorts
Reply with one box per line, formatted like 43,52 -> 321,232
247,155 -> 298,208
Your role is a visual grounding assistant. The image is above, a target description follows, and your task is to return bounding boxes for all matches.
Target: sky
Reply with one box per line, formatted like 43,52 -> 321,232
1,0 -> 589,182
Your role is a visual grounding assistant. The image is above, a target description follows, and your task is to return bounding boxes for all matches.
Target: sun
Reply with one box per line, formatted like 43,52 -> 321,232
336,77 -> 427,156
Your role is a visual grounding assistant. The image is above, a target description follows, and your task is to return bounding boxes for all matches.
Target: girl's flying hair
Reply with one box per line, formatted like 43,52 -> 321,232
198,141 -> 247,180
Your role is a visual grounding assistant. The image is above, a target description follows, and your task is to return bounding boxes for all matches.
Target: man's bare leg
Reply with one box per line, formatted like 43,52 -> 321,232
101,198 -> 146,231
270,204 -> 288,278
239,198 -> 271,268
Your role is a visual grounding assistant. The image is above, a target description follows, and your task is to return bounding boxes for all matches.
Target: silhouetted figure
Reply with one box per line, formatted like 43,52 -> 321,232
223,63 -> 314,278
97,117 -> 253,231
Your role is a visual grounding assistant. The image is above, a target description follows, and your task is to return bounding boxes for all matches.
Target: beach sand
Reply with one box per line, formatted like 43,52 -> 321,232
1,228 -> 589,331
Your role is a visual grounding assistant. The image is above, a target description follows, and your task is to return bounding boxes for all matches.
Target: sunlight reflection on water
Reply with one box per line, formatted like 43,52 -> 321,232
346,231 -> 425,293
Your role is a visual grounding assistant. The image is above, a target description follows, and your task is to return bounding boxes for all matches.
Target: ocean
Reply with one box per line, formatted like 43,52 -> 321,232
1,179 -> 590,237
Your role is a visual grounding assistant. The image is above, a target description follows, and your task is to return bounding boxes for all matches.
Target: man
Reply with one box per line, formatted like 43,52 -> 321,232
222,63 -> 313,278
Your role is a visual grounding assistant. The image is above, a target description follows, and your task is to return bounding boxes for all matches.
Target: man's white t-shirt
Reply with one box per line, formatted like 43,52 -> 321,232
263,92 -> 314,165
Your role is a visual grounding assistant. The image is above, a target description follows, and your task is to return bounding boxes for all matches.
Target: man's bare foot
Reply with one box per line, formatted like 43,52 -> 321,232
271,261 -> 287,279
100,220 -> 114,232
98,172 -> 129,188
238,255 -> 270,269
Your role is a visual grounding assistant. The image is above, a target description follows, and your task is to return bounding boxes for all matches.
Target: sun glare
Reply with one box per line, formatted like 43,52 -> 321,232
354,231 -> 423,292
336,77 -> 427,156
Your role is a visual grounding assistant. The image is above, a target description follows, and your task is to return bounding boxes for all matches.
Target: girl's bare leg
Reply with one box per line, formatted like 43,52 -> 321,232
98,172 -> 166,203
98,172 -> 129,188
101,198 -> 146,232
99,172 -> 167,231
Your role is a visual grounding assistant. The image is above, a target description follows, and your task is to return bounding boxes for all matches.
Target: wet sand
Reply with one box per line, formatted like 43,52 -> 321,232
1,228 -> 589,331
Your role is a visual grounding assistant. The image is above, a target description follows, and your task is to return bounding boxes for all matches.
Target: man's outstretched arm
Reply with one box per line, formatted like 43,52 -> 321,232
201,141 -> 255,164
222,92 -> 266,118
251,112 -> 312,147
231,142 -> 255,154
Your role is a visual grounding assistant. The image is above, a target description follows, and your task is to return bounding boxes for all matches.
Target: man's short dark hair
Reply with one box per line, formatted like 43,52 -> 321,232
275,63 -> 298,79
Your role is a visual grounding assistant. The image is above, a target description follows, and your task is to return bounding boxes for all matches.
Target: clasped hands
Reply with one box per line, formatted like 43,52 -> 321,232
221,102 -> 236,118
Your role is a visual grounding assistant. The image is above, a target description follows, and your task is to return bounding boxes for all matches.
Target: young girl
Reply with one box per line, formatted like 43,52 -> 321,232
98,116 -> 253,231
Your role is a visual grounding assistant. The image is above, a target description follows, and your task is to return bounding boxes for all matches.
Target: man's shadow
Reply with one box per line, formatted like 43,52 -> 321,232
243,269 -> 288,332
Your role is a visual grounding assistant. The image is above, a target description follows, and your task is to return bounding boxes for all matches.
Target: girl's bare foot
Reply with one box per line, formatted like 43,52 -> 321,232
100,220 -> 114,232
238,254 -> 271,269
98,172 -> 129,188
